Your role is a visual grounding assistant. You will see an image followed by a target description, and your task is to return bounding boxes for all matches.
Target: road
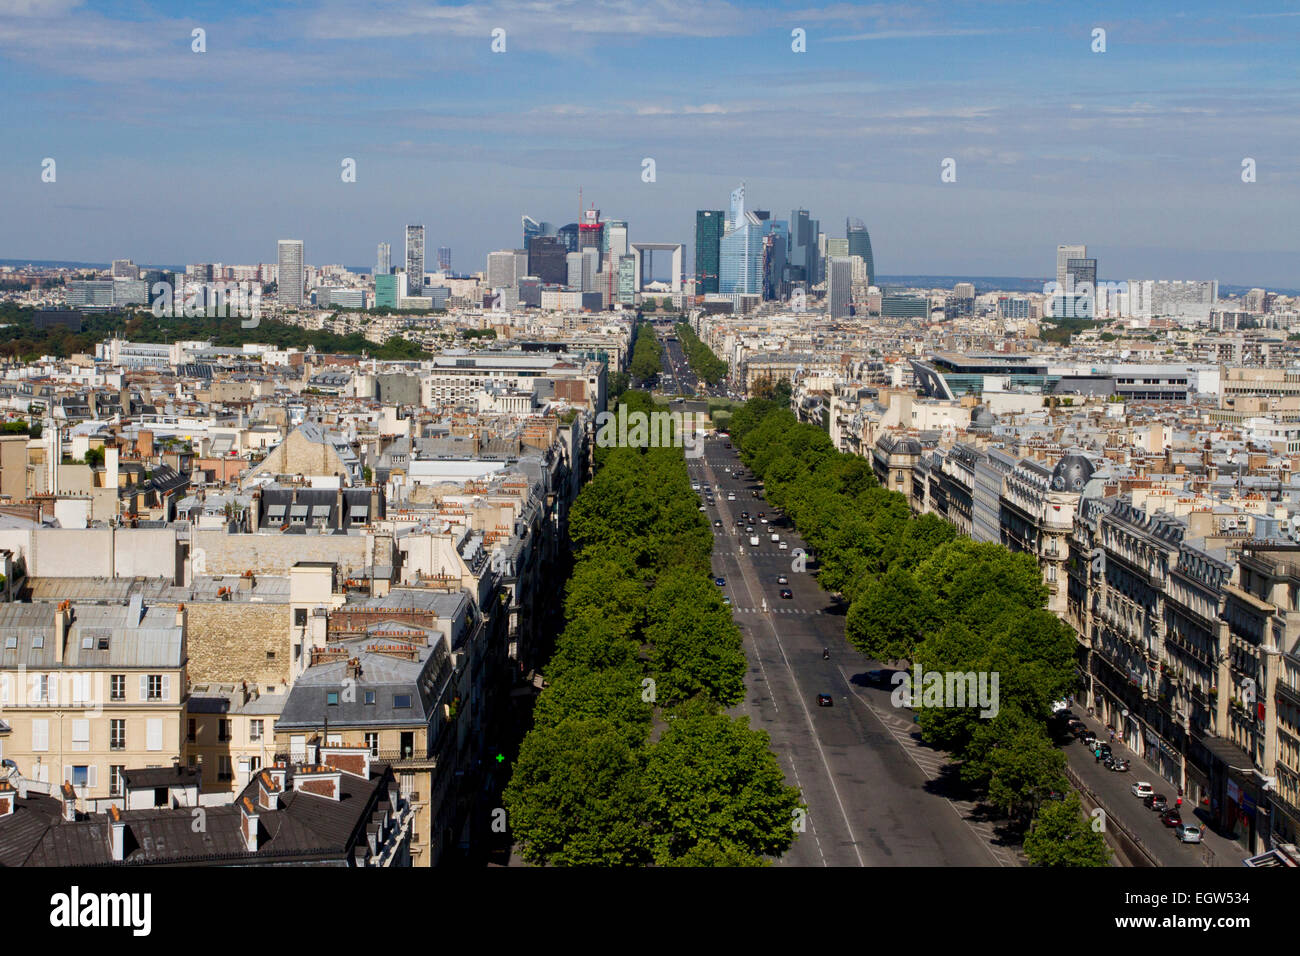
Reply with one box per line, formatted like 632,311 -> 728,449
653,323 -> 727,400
690,437 -> 1014,866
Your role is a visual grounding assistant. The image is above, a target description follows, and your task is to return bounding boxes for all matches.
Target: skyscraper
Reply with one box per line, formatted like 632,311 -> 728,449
557,223 -> 580,253
695,210 -> 724,295
846,218 -> 875,288
528,236 -> 568,285
277,239 -> 304,307
437,246 -> 451,272
406,225 -> 425,294
719,213 -> 764,296
1056,244 -> 1086,286
487,250 -> 518,289
728,183 -> 745,231
605,220 -> 628,262
788,209 -> 820,289
761,219 -> 788,301
375,242 -> 391,276
828,256 -> 853,319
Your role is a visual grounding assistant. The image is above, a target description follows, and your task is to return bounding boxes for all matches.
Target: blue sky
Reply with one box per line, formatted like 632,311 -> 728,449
2,0 -> 1298,286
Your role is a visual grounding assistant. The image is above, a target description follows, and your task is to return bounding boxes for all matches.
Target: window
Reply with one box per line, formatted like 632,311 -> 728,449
294,608 -> 308,627
30,674 -> 50,705
142,674 -> 168,702
217,755 -> 233,781
249,720 -> 263,742
110,674 -> 125,701
110,765 -> 126,796
327,691 -> 339,706
70,765 -> 90,788
249,756 -> 261,774
364,691 -> 376,705
71,719 -> 90,752
31,719 -> 49,752
394,694 -> 412,709
146,718 -> 162,752
365,732 -> 379,756
218,719 -> 232,742
266,651 -> 276,660
187,718 -> 196,742
110,719 -> 126,750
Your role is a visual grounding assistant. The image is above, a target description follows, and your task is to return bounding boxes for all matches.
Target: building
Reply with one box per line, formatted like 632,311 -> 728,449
846,218 -> 875,288
1057,243 -> 1086,286
720,213 -> 764,296
277,240 -> 305,308
695,210 -> 724,295
405,225 -> 425,294
528,236 -> 567,286
437,247 -> 452,272
375,243 -> 391,276
374,273 -> 406,309
66,281 -> 116,311
789,209 -> 821,287
828,257 -> 853,319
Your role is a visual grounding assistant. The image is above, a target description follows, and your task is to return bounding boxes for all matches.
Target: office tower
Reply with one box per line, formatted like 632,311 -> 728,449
374,273 -> 406,309
578,208 -> 602,269
828,257 -> 853,319
518,276 -> 542,308
825,238 -> 848,258
277,240 -> 305,307
1066,258 -> 1097,289
513,250 -> 528,287
846,218 -> 875,288
566,252 -> 584,289
375,242 -> 391,276
788,209 -> 820,288
1056,244 -> 1086,285
405,225 -> 425,293
522,215 -> 553,250
187,263 -> 216,282
605,221 -> 628,261
437,247 -> 452,272
487,251 -> 516,289
728,183 -> 745,231
557,223 -> 579,253
581,247 -> 599,291
720,213 -> 764,295
954,282 -> 975,299
762,219 -> 788,301
528,236 -> 568,285
111,258 -> 138,279
617,255 -> 636,305
695,210 -> 724,295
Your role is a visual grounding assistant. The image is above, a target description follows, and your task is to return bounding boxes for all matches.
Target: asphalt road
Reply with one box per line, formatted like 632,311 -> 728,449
690,437 -> 1007,866
656,327 -> 726,399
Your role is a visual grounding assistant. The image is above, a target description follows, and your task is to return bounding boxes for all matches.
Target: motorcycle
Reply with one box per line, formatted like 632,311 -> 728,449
822,648 -> 830,660
1110,759 -> 1130,772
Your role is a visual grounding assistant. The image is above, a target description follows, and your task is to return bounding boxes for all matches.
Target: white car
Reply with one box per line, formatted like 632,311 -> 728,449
691,483 -> 700,491
728,493 -> 736,501
1132,782 -> 1155,799
778,541 -> 788,550
749,535 -> 760,546
770,533 -> 780,542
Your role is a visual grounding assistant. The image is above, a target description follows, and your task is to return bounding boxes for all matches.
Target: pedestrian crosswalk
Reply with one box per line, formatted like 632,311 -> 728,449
729,606 -> 823,615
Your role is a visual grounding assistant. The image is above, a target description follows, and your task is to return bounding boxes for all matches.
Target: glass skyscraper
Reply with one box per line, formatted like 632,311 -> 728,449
720,213 -> 763,295
788,209 -> 820,288
277,239 -> 304,307
695,210 -> 724,294
846,218 -> 875,287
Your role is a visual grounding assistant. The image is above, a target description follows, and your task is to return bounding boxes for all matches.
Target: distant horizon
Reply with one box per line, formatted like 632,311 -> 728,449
2,259 -> 1294,299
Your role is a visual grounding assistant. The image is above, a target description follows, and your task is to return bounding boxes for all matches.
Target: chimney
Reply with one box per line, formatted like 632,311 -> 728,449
256,770 -> 281,811
319,742 -> 371,780
336,485 -> 345,529
266,763 -> 288,794
249,489 -> 261,532
60,781 -> 77,822
54,601 -> 70,665
292,765 -> 343,801
175,602 -> 186,631
0,781 -> 15,818
240,797 -> 259,852
107,805 -> 125,861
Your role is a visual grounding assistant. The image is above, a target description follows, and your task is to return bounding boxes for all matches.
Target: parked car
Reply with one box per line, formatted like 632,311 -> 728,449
722,596 -> 731,606
714,576 -> 726,587
1098,744 -> 1112,759
1132,782 -> 1155,799
1161,809 -> 1183,828
1144,794 -> 1169,813
714,519 -> 723,528
816,693 -> 833,707
1175,824 -> 1203,844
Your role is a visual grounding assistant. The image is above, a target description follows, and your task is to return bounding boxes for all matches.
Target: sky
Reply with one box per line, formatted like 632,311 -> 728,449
1,0 -> 1298,287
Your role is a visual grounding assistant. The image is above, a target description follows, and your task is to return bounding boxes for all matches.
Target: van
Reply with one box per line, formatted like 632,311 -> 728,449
749,535 -> 760,546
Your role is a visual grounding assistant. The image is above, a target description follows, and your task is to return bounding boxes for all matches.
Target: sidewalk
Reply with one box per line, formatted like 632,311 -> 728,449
1063,709 -> 1245,867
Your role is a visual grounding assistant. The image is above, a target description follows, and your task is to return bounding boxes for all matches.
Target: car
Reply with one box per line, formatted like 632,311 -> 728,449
727,493 -> 736,501
721,596 -> 731,606
1161,809 -> 1183,828
691,483 -> 700,491
698,505 -> 706,512
1175,824 -> 1203,844
740,511 -> 750,519
779,541 -> 789,550
771,533 -> 780,542
749,535 -> 760,546
817,694 -> 833,707
746,526 -> 755,534
1098,744 -> 1112,759
714,520 -> 723,528
757,512 -> 765,519
1109,758 -> 1130,772
1145,794 -> 1169,813
760,517 -> 769,525
725,443 -> 732,449
866,669 -> 892,683
752,491 -> 761,498
780,589 -> 793,600
714,576 -> 726,587
777,575 -> 789,585
1132,782 -> 1155,799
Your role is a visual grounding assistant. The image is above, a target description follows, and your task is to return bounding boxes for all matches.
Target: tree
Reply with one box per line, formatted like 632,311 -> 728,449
503,717 -> 654,866
845,564 -> 936,662
643,707 -> 802,864
960,705 -> 1067,818
1024,793 -> 1112,867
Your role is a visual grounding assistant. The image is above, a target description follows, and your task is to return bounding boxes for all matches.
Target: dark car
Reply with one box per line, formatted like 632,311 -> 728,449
1161,809 -> 1183,827
714,576 -> 726,587
713,519 -> 723,527
780,589 -> 793,599
1098,744 -> 1112,759
817,694 -> 833,707
1144,793 -> 1168,812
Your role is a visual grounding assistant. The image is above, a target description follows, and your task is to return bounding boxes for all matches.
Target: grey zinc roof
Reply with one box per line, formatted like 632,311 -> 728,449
0,603 -> 183,670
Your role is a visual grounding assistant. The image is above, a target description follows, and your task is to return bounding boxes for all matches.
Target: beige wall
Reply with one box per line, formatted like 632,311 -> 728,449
186,603 -> 293,686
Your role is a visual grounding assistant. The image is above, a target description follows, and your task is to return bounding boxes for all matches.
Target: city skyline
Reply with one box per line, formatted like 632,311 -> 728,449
2,1 -> 1298,287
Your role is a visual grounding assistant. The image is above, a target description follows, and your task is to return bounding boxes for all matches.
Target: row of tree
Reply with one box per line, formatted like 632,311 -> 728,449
503,390 -> 803,865
729,398 -> 1110,866
627,321 -> 662,383
674,322 -> 727,385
